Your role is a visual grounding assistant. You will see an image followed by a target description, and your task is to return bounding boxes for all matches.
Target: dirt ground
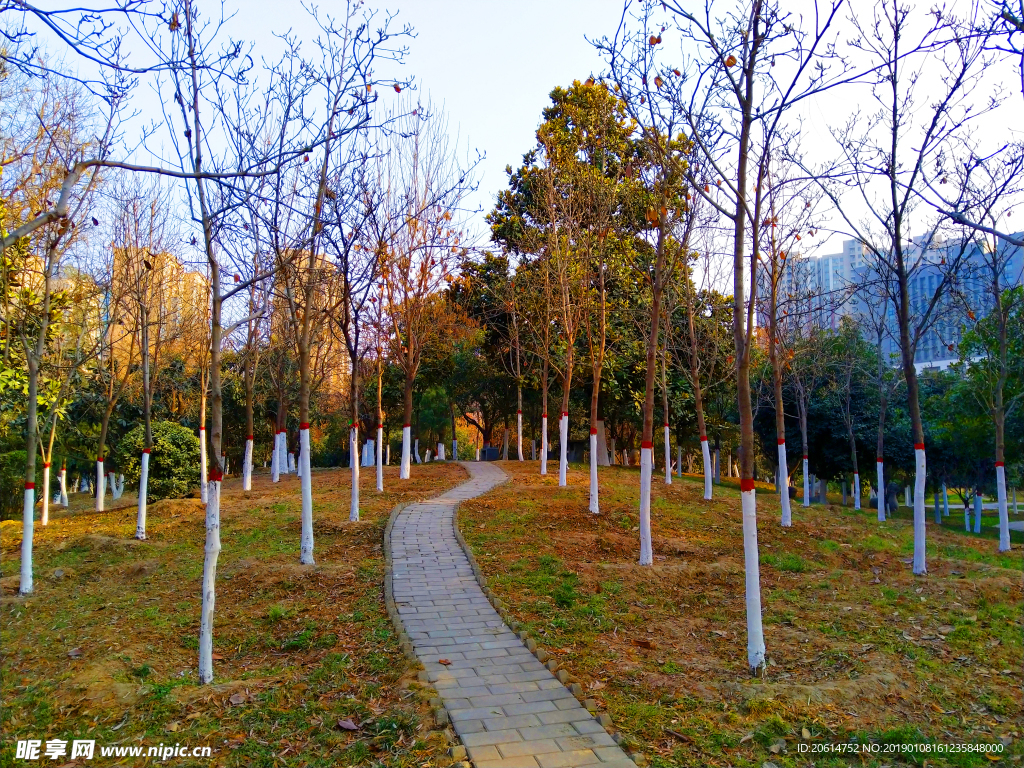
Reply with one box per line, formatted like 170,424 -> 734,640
1,462 -> 468,768
457,461 -> 1024,768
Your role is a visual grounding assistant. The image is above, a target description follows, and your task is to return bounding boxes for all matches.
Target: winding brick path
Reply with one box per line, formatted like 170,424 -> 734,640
389,461 -> 635,768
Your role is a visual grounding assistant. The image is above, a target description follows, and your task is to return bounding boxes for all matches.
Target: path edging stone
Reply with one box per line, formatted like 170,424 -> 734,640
450,468 -> 645,767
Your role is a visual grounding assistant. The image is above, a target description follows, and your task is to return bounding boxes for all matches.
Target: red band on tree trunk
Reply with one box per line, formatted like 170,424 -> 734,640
517,410 -> 522,414
210,469 -> 223,482
25,482 -> 35,490
914,443 -> 925,450
803,455 -> 808,460
877,457 -> 883,462
996,461 -> 1005,467
562,412 -> 568,416
378,425 -> 384,429
143,449 -> 151,454
740,479 -> 756,492
97,456 -> 104,462
641,441 -> 653,449
541,413 -> 547,418
590,428 -> 598,435
699,435 -> 707,441
43,462 -> 51,468
664,423 -> 670,428
300,422 -> 309,429
777,438 -> 785,445
403,423 -> 411,428
247,435 -> 254,440
854,472 -> 859,476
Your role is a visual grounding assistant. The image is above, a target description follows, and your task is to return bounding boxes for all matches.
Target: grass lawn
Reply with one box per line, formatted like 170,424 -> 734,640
457,461 -> 1023,768
1,462 -> 468,768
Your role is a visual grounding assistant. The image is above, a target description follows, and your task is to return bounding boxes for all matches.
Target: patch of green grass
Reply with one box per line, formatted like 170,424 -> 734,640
762,552 -> 813,572
818,539 -> 840,554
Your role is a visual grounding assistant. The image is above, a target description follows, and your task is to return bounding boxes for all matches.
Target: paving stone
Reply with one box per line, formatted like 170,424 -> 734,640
389,461 -> 631,768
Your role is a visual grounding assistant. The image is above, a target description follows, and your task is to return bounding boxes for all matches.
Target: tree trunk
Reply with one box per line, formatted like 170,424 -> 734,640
540,361 -> 549,475
638,221 -> 666,567
96,405 -> 114,512
348,353 -> 360,523
661,342 -> 671,486
400,373 -> 413,479
20,357 -> 39,595
136,307 -> 152,540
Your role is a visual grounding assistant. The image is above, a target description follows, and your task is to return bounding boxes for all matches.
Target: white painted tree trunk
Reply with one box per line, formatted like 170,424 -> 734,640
242,437 -> 253,491
59,467 -> 68,507
349,427 -> 359,523
779,442 -> 792,527
974,489 -> 983,534
876,459 -> 886,521
558,413 -> 568,487
271,431 -> 281,483
589,430 -> 599,514
437,442 -> 446,461
20,484 -> 35,594
386,442 -> 391,466
741,483 -> 766,671
110,473 -> 124,500
609,437 -> 616,465
541,414 -> 548,475
414,438 -> 421,464
136,450 -> 150,540
288,452 -> 296,473
854,472 -> 861,510
400,425 -> 411,479
198,477 -> 221,684
996,464 -> 1010,551
296,444 -> 302,477
425,449 -> 432,462
376,426 -> 384,492
943,483 -> 949,516
802,456 -> 810,507
517,411 -> 524,461
298,427 -> 314,562
80,475 -> 89,492
676,445 -> 682,478
663,425 -> 672,485
41,463 -> 50,526
700,438 -> 712,500
639,444 -> 653,565
912,446 -> 927,575
596,420 -> 609,466
200,428 -> 208,501
452,438 -> 458,462
96,459 -> 106,512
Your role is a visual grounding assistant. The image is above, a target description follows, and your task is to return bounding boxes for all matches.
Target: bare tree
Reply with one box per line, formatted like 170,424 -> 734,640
812,0 -> 1000,574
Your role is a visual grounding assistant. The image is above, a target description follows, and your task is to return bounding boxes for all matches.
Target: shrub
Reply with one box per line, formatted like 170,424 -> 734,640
115,421 -> 200,501
0,451 -> 41,521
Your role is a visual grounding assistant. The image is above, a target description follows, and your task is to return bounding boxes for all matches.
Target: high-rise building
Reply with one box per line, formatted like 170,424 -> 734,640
768,234 -> 1023,370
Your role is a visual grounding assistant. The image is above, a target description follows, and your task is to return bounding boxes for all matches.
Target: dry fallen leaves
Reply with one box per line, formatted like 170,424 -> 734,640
438,659 -> 452,666
336,718 -> 359,731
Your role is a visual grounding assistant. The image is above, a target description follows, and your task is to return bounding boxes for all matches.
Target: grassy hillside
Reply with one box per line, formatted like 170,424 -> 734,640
458,462 -> 1023,768
1,463 -> 467,768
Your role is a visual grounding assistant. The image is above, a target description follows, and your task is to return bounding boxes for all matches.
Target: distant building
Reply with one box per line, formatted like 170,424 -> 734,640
767,234 -> 1024,370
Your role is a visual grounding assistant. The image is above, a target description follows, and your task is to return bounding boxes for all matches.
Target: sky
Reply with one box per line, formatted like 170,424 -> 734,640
22,0 -> 1021,263
223,0 -> 631,243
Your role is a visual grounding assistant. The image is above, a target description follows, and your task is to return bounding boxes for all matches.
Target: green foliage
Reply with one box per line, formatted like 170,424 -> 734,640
115,421 -> 199,501
0,450 -> 41,520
